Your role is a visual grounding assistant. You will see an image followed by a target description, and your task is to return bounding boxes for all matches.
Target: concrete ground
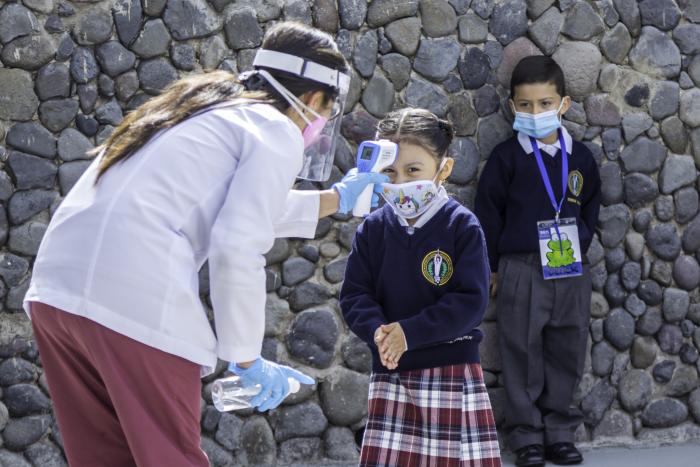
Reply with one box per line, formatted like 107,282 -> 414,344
499,442 -> 700,467
287,442 -> 700,466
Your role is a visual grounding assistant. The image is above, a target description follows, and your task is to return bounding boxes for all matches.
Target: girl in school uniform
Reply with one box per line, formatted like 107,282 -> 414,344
340,108 -> 502,467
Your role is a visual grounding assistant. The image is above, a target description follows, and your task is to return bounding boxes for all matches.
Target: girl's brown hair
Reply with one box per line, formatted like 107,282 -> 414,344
375,108 -> 454,161
92,22 -> 348,181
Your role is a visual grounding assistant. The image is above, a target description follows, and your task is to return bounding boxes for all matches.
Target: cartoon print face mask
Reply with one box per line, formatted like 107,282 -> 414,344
380,159 -> 446,220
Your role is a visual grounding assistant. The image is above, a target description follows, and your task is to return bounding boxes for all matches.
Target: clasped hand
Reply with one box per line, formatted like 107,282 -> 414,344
374,323 -> 407,370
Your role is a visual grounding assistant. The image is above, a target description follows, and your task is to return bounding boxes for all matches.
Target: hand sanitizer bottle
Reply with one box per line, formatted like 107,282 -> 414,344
211,376 -> 301,412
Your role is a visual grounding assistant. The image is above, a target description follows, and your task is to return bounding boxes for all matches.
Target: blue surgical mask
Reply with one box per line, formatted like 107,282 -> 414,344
512,100 -> 565,139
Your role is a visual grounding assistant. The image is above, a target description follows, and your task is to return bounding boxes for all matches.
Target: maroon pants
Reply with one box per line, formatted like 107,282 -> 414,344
30,302 -> 209,467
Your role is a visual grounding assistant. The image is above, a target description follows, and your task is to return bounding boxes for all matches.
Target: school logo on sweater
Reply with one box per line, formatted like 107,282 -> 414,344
421,250 -> 453,286
568,170 -> 584,197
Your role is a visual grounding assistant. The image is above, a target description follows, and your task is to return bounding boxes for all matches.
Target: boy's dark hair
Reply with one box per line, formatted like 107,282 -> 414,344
376,108 -> 454,160
510,56 -> 566,98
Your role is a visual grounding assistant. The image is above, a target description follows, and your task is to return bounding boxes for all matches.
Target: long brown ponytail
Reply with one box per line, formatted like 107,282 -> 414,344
93,22 -> 348,182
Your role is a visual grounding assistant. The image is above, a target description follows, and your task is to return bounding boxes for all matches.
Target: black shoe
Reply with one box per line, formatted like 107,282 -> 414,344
514,444 -> 545,467
545,442 -> 583,465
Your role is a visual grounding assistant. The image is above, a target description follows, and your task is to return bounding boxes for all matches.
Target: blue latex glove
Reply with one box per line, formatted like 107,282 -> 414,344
333,168 -> 390,214
230,358 -> 314,412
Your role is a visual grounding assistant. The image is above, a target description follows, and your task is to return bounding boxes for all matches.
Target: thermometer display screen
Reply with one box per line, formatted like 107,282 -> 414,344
360,146 -> 374,160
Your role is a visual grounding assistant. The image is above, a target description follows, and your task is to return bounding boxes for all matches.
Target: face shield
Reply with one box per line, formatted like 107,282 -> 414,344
252,49 -> 350,182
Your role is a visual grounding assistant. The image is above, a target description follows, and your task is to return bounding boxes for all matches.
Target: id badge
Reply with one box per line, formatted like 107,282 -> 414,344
537,217 -> 583,280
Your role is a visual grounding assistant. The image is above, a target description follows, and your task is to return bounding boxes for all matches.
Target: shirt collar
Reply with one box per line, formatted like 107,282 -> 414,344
517,126 -> 573,157
397,186 -> 449,231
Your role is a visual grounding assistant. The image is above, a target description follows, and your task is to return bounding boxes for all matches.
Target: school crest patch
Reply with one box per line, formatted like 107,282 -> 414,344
568,170 -> 584,197
421,250 -> 453,286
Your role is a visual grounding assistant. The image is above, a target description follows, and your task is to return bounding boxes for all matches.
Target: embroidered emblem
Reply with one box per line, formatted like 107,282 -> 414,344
568,170 -> 584,197
421,249 -> 453,286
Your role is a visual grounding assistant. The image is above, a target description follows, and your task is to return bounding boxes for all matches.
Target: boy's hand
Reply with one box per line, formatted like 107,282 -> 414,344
379,323 -> 407,370
490,272 -> 498,298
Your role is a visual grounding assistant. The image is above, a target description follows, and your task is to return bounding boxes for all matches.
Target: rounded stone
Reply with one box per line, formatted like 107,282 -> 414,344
562,1 -> 604,40
282,257 -> 316,286
604,308 -> 635,350
361,74 -> 394,118
620,262 -> 641,291
224,7 -> 262,50
629,26 -> 681,79
405,76 -> 449,118
667,366 -> 699,397
238,416 -> 276,465
591,341 -> 615,376
1,32 -> 56,71
631,336 -> 657,369
214,412 -> 242,450
650,81 -> 680,121
646,224 -> 682,261
39,99 -> 79,133
138,58 -> 178,94
70,47 -> 99,84
674,187 -> 699,225
680,343 -> 699,364
0,358 -> 38,386
657,324 -> 683,354
366,0 -> 419,27
651,260 -> 673,286
458,11 -> 488,44
496,37 -> 542,88
324,426 -> 360,461
660,155 -> 697,195
619,369 -> 653,411
601,23 -> 632,65
528,7 -> 564,55
459,47 -> 490,90
638,0 -> 680,31
672,256 -> 700,291
162,0 -> 222,41
584,94 -> 621,126
590,291 -> 610,318
319,367 -> 369,425
419,0 -> 457,37
379,53 -> 411,90
0,4 -> 39,44
170,43 -> 196,71
8,190 -> 56,225
4,383 -> 51,417
339,0 -> 367,30
352,30 -> 378,78
323,257 -> 348,284
341,334 -> 371,373
599,163 -> 623,206
581,380 -> 615,426
605,247 -> 626,273
413,37 -> 461,82
593,409 -> 634,440
35,63 -> 70,101
633,209 -> 653,233
59,161 -> 91,195
477,113 -> 513,158
2,415 -> 51,450
552,42 -> 602,100
270,400 -> 328,442
641,398 -> 688,428
683,215 -> 700,253
653,360 -> 676,383
7,151 -> 57,191
689,389 -> 700,423
625,293 -> 646,318
384,17 -> 421,56
680,89 -> 700,128
489,0 -> 527,45
73,8 -> 113,45
604,273 -> 626,307
624,172 -> 658,209
58,128 -> 94,162
286,309 -> 339,368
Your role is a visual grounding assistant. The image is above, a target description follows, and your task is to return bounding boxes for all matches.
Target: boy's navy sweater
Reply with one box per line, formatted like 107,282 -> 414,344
339,199 -> 490,373
474,136 -> 601,272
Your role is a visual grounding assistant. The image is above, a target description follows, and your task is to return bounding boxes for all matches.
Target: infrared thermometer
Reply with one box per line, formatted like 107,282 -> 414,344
352,139 -> 398,217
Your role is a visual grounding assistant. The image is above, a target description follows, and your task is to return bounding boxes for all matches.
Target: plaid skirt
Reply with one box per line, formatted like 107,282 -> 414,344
360,363 -> 501,467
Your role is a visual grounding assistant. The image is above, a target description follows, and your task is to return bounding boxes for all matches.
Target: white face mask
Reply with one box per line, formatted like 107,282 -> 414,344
379,160 -> 445,219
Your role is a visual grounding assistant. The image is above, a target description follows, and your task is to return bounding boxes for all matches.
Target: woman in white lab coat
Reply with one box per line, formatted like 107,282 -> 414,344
24,22 -> 384,467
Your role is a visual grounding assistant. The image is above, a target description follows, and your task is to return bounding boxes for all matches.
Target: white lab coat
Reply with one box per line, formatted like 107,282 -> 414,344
24,103 -> 320,376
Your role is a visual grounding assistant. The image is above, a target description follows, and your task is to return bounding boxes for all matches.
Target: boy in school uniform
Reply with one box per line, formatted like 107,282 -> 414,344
474,56 -> 601,467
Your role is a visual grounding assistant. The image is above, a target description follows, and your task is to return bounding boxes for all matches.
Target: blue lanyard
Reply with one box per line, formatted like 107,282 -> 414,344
531,130 -> 568,253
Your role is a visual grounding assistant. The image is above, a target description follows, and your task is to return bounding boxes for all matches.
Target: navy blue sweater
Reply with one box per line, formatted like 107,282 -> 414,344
474,136 -> 601,272
339,199 -> 490,372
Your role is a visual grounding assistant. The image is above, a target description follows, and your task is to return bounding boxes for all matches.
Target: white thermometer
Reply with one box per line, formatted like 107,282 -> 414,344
352,139 -> 398,217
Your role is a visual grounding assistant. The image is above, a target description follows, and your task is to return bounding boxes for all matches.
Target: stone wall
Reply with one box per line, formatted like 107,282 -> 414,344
0,0 -> 699,465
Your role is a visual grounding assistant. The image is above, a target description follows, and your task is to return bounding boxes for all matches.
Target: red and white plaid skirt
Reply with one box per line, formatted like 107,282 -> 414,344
360,363 -> 502,467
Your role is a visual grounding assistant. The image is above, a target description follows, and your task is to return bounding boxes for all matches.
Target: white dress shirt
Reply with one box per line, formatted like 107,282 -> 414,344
24,103 -> 319,376
517,126 -> 573,157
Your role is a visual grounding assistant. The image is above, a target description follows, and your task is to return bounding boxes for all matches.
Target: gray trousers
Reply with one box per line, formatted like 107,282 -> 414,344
496,254 -> 591,450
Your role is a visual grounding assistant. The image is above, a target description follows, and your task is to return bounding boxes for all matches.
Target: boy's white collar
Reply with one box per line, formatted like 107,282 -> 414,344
517,126 -> 573,157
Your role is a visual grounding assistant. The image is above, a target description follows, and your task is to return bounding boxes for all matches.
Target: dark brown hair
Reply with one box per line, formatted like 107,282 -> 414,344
376,108 -> 454,160
510,55 -> 566,98
93,22 -> 348,181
